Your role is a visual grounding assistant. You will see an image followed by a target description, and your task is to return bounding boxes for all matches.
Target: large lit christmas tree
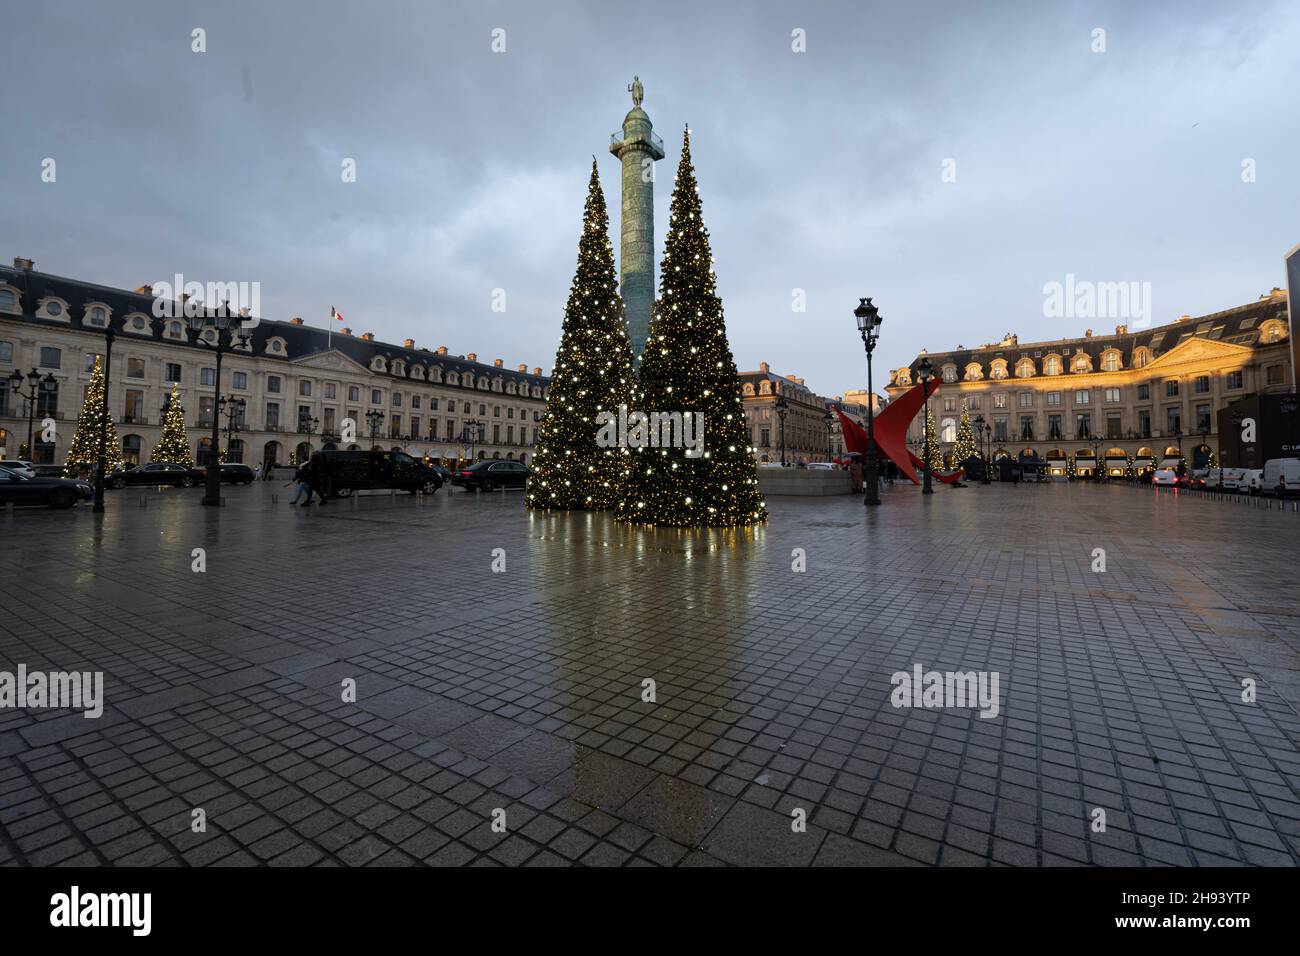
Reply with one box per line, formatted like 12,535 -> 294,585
620,128 -> 766,527
151,384 -> 193,467
952,398 -> 978,462
64,356 -> 123,478
528,160 -> 637,511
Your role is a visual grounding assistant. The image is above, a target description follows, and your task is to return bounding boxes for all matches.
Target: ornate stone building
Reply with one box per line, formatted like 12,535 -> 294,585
0,259 -> 550,469
740,363 -> 836,464
887,289 -> 1292,476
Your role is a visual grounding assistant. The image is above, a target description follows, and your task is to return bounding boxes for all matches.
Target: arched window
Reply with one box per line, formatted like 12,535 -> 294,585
1015,358 -> 1035,378
121,434 -> 142,466
1131,348 -> 1150,368
942,364 -> 958,383
1101,350 -> 1121,372
964,363 -> 983,381
1072,353 -> 1091,373
990,360 -> 1008,380
941,418 -> 957,443
1044,355 -> 1062,375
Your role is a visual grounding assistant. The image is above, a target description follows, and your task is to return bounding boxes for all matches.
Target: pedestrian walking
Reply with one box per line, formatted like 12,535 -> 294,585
289,460 -> 314,505
254,462 -> 263,481
849,459 -> 864,494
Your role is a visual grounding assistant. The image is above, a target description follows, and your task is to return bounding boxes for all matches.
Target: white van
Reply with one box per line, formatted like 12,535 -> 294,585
1261,458 -> 1300,497
1208,467 -> 1247,491
1243,469 -> 1265,495
1152,468 -> 1179,487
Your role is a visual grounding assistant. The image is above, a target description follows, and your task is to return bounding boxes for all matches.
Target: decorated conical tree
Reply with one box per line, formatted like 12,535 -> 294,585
151,385 -> 193,467
620,128 -> 766,527
64,356 -> 123,477
923,403 -> 944,473
953,398 -> 978,462
527,160 -> 637,512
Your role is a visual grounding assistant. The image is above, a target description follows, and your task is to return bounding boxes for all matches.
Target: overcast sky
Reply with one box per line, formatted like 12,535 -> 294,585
4,0 -> 1297,395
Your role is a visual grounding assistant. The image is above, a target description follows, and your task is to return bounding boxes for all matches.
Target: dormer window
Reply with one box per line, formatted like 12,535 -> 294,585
942,364 -> 958,383
167,321 -> 184,339
0,287 -> 17,314
371,356 -> 387,372
86,305 -> 109,327
1044,355 -> 1063,375
1260,321 -> 1287,344
39,298 -> 69,320
989,360 -> 1008,380
392,360 -> 405,376
1101,350 -> 1121,372
1072,354 -> 1091,373
964,363 -> 983,381
1015,358 -> 1035,378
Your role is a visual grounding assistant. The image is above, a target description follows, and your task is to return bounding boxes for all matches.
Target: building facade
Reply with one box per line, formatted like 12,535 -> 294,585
740,363 -> 836,464
887,289 -> 1292,476
0,259 -> 550,469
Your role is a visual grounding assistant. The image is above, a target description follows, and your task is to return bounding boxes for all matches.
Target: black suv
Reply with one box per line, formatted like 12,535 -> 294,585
317,450 -> 442,498
219,464 -> 256,485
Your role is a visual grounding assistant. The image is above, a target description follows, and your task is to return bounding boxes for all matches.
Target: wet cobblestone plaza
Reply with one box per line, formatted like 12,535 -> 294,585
2,481 -> 1299,867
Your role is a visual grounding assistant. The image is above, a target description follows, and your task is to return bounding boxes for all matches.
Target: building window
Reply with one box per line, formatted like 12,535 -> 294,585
1106,415 -> 1122,439
200,367 -> 215,386
1072,355 -> 1090,373
943,398 -> 956,412
164,362 -> 181,383
1138,410 -> 1151,436
1101,352 -> 1119,372
1226,370 -> 1243,389
267,375 -> 281,393
761,427 -> 771,446
1104,388 -> 1120,403
348,386 -> 360,402
993,394 -> 1007,409
1137,384 -> 1150,400
412,395 -> 421,409
1076,413 -> 1091,439
463,402 -> 471,413
1165,380 -> 1179,397
325,383 -> 336,400
1044,356 -> 1062,375
968,397 -> 980,411
0,341 -> 12,365
1266,365 -> 1284,385
1018,393 -> 1033,407
37,382 -> 58,417
391,391 -> 402,407
199,396 -> 215,427
0,290 -> 15,312
993,418 -> 1008,441
371,389 -> 383,405
124,389 -> 144,422
39,347 -> 61,369
1046,391 -> 1061,407
493,424 -> 501,443
125,357 -> 145,378
1196,405 -> 1211,432
232,371 -> 247,389
1074,390 -> 1090,405
1194,375 -> 1209,394
409,415 -> 419,437
446,419 -> 457,440
299,380 -> 312,397
1048,415 -> 1062,439
266,402 -> 280,429
430,397 -> 439,411
1019,416 -> 1034,440
1166,407 -> 1181,434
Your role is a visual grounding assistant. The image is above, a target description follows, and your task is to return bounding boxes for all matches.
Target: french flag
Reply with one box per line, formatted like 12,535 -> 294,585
331,306 -> 344,322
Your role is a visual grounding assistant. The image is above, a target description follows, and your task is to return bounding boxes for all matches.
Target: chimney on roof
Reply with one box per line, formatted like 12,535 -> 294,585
290,316 -> 304,325
467,352 -> 477,362
1115,324 -> 1127,335
533,367 -> 542,376
12,257 -> 34,270
403,338 -> 415,348
436,346 -> 448,355
1177,314 -> 1192,323
1265,287 -> 1286,299
361,332 -> 375,341
135,284 -> 153,295
341,327 -> 351,335
759,361 -> 770,373
517,363 -> 528,372
1085,329 -> 1092,337
493,358 -> 503,368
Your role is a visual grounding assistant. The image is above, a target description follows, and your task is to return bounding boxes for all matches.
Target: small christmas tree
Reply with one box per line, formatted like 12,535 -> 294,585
151,385 -> 193,467
621,128 -> 766,527
64,356 -> 123,478
923,404 -> 944,474
527,160 -> 636,512
952,398 -> 978,462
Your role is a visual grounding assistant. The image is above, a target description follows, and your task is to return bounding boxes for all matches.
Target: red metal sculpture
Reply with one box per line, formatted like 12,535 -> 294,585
834,380 -> 964,485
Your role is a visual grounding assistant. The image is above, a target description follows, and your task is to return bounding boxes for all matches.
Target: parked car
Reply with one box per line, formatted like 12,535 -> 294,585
107,462 -> 207,489
1152,468 -> 1179,487
452,459 -> 531,491
1261,457 -> 1300,497
218,463 -> 256,485
317,449 -> 442,497
1243,469 -> 1265,494
33,464 -> 67,478
806,462 -> 837,471
0,465 -> 93,508
0,459 -> 36,479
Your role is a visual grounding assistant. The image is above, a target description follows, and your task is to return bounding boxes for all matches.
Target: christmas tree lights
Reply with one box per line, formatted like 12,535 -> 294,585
63,356 -> 123,478
952,398 -> 977,463
527,159 -> 637,512
151,384 -> 194,467
619,128 -> 766,527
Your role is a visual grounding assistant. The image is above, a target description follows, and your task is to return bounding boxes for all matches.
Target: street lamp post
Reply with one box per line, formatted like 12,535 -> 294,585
854,297 -> 884,506
974,414 -> 990,484
1090,437 -> 1101,482
8,368 -> 58,464
186,303 -> 250,507
365,409 -> 384,449
463,418 -> 484,464
222,396 -> 247,464
774,395 -> 789,467
823,410 -> 835,461
917,356 -> 934,495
